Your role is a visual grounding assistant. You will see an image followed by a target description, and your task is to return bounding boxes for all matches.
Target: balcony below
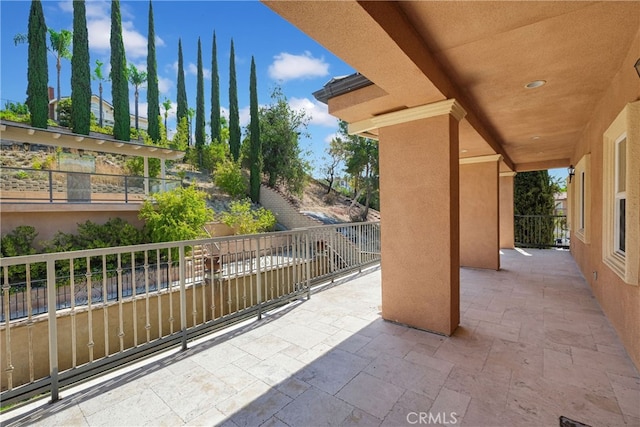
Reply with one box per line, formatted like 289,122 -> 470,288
3,249 -> 639,426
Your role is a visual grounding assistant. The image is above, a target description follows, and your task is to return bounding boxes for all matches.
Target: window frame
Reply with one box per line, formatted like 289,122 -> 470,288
572,155 -> 590,244
602,102 -> 638,285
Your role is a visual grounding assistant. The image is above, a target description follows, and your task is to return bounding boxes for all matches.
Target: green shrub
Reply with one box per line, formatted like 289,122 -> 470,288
14,170 -> 29,179
221,199 -> 276,235
57,98 -> 72,127
0,110 -> 31,123
214,159 -> 246,198
139,186 -> 214,245
0,226 -> 45,284
201,143 -> 228,172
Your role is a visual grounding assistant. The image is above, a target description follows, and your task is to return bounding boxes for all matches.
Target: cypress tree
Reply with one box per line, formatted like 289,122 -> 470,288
71,0 -> 91,135
228,39 -> 240,161
176,39 -> 188,125
249,56 -> 261,203
195,38 -> 205,153
146,0 -> 160,142
210,31 -> 221,144
26,0 -> 49,129
110,0 -> 130,141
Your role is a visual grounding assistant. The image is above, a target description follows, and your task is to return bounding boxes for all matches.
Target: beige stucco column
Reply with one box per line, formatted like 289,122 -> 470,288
351,100 -> 465,336
459,156 -> 501,270
499,172 -> 516,249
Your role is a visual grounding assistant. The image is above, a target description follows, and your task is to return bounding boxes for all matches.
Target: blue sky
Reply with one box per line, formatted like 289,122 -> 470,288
0,0 -> 355,176
0,0 -> 567,182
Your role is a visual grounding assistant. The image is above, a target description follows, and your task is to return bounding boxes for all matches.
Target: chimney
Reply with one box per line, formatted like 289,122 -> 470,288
48,86 -> 54,100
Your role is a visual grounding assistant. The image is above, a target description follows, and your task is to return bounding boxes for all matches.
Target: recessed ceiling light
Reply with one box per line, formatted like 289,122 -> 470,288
531,136 -> 540,140
461,149 -> 468,153
525,80 -> 546,89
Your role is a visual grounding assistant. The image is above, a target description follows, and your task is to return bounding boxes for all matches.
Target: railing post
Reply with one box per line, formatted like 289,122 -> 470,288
124,176 -> 129,204
46,259 -> 59,402
305,232 -> 311,300
358,223 -> 363,272
48,170 -> 53,203
256,237 -> 262,320
179,245 -> 187,351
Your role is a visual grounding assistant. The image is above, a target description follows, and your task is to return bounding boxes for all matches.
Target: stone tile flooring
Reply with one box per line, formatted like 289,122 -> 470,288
2,249 -> 639,426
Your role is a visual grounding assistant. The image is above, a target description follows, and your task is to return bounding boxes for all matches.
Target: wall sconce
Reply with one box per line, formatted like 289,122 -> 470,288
635,58 -> 640,78
568,165 -> 575,184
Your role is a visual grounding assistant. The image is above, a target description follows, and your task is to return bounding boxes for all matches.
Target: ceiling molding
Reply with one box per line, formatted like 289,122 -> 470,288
459,154 -> 502,165
349,99 -> 466,136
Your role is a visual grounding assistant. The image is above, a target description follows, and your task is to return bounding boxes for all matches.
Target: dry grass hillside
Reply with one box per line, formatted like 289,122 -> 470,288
0,143 -> 380,224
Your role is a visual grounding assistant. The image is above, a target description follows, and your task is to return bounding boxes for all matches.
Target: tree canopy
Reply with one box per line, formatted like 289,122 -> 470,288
24,0 -> 49,128
248,56 -> 261,203
257,86 -> 310,196
146,0 -> 160,142
110,0 -> 130,141
228,39 -> 241,161
176,38 -> 188,127
210,31 -> 221,144
335,120 -> 379,219
195,37 -> 206,155
71,0 -> 90,135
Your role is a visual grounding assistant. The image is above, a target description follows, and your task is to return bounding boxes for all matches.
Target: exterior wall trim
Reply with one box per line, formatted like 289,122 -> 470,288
459,154 -> 502,165
348,99 -> 467,136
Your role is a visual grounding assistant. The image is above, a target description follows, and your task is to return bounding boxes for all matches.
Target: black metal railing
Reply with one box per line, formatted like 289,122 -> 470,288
515,215 -> 569,248
0,166 -> 181,203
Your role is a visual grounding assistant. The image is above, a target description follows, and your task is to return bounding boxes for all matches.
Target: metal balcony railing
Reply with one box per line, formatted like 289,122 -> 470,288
514,214 -> 569,248
0,222 -> 381,405
0,166 -> 181,203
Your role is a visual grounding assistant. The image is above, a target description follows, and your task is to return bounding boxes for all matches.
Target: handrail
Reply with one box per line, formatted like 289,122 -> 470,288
0,222 -> 381,405
0,166 -> 181,203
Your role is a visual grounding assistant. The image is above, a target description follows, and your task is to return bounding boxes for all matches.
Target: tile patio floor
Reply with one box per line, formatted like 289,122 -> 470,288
2,249 -> 639,427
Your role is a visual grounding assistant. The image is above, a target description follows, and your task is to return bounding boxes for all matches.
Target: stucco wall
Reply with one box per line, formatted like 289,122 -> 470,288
460,161 -> 500,270
259,185 -> 322,230
0,204 -> 144,247
570,29 -> 640,370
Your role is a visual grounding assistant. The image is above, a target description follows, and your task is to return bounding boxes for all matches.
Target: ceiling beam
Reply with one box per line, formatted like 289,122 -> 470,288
356,1 -> 515,171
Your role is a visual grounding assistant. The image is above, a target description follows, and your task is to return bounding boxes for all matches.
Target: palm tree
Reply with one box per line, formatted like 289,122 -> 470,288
127,64 -> 147,135
14,27 -> 72,122
48,29 -> 73,121
92,60 -> 107,127
162,97 -> 172,137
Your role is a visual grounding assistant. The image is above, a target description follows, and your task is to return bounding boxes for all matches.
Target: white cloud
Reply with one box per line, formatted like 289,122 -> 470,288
122,21 -> 149,58
187,63 -> 212,79
324,132 -> 339,144
239,106 -> 250,127
289,97 -> 337,127
73,0 -> 161,59
158,76 -> 173,95
268,51 -> 329,82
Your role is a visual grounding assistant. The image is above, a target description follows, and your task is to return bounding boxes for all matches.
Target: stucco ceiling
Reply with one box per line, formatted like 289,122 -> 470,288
264,1 -> 640,171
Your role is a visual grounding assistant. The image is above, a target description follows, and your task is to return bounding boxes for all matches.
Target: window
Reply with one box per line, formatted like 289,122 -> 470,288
615,136 -> 626,255
572,155 -> 590,244
603,102 -> 638,285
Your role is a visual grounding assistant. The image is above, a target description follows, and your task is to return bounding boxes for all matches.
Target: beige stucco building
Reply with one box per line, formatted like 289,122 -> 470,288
264,1 -> 640,370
